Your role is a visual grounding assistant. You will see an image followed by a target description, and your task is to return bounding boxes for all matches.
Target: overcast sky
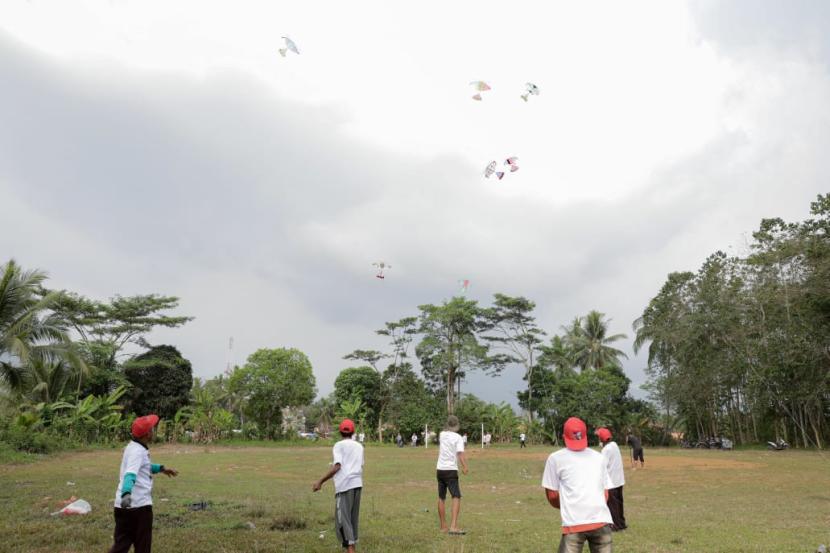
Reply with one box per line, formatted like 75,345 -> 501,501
1,1 -> 828,406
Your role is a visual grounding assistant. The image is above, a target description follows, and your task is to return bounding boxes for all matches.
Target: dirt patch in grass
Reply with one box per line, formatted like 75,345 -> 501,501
643,457 -> 760,471
270,514 -> 307,531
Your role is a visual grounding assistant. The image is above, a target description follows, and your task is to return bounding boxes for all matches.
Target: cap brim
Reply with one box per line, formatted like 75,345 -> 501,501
564,436 -> 588,450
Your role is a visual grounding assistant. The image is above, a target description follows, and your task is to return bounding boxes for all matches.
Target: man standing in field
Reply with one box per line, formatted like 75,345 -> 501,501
109,414 -> 179,553
519,432 -> 527,448
436,415 -> 468,535
313,419 -> 364,553
626,433 -> 645,469
596,427 -> 626,531
542,417 -> 613,553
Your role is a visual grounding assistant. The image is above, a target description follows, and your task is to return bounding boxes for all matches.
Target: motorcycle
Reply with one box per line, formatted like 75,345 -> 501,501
767,438 -> 789,451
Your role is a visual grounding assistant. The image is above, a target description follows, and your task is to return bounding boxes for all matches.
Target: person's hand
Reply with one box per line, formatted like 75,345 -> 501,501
120,493 -> 132,509
462,466 -> 468,475
162,467 -> 179,477
312,481 -> 322,492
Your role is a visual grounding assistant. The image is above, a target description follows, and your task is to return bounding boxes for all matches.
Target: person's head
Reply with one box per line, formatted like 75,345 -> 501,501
131,414 -> 160,443
563,417 -> 588,451
595,427 -> 612,444
338,418 -> 355,439
445,415 -> 460,432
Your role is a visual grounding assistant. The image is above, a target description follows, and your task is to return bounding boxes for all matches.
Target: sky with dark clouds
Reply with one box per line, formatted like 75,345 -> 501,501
1,1 -> 828,406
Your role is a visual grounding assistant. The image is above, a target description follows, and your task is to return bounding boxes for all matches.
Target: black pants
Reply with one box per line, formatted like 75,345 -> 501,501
607,486 -> 626,531
436,470 -> 462,500
109,506 -> 153,553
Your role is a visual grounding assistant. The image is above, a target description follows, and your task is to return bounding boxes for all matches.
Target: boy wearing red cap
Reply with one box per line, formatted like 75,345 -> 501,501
313,418 -> 364,553
541,417 -> 613,553
109,414 -> 178,553
596,427 -> 626,531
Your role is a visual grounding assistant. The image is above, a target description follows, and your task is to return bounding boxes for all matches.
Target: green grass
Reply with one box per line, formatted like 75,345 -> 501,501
1,443 -> 828,552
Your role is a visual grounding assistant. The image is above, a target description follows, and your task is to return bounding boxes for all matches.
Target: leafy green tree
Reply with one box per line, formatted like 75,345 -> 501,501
232,347 -> 317,439
124,345 -> 192,419
566,310 -> 628,371
334,366 -> 382,431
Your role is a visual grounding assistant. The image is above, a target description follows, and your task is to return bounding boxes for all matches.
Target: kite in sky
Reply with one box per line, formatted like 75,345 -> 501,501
484,161 -> 505,180
279,37 -> 299,57
458,279 -> 471,294
521,83 -> 540,102
470,81 -> 491,101
372,262 -> 391,279
505,157 -> 519,172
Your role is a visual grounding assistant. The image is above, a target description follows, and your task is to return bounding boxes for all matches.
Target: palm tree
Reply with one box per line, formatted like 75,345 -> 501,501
0,260 -> 86,398
567,311 -> 628,371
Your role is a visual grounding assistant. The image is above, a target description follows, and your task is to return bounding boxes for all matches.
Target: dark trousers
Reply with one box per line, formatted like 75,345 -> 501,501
607,486 -> 626,531
109,506 -> 153,553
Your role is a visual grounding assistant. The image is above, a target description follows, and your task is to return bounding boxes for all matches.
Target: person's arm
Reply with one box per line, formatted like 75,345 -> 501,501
544,488 -> 560,509
151,463 -> 179,477
312,463 -> 340,491
457,451 -> 468,474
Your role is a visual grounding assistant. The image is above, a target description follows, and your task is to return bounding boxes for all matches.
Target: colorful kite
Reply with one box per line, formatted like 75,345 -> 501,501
279,37 -> 299,57
470,81 -> 491,101
458,279 -> 471,294
521,83 -> 540,102
505,157 -> 519,172
484,161 -> 505,180
372,262 -> 391,279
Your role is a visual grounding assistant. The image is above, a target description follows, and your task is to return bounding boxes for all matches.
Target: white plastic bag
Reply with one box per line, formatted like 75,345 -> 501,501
60,499 -> 92,515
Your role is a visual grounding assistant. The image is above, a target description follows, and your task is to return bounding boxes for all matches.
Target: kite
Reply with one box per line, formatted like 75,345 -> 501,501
470,81 -> 491,101
505,157 -> 519,172
458,279 -> 471,294
372,262 -> 391,279
279,37 -> 299,57
484,161 -> 504,180
521,83 -> 540,102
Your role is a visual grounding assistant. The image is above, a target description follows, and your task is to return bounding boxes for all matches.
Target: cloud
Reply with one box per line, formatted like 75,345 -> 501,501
1,10 -> 828,406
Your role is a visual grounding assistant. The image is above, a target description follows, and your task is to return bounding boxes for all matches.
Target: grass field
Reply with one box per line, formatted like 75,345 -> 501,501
1,443 -> 828,552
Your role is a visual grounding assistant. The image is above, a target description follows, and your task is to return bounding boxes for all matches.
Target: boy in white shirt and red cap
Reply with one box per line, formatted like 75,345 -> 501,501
313,419 -> 364,553
596,427 -> 627,531
109,414 -> 178,553
542,417 -> 613,553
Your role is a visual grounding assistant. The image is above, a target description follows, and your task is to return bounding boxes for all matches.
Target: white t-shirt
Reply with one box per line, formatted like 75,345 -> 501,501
601,441 -> 625,488
113,441 -> 155,508
541,448 -> 613,528
462,435 -> 468,444
436,431 -> 465,470
333,438 -> 364,493
520,433 -> 526,441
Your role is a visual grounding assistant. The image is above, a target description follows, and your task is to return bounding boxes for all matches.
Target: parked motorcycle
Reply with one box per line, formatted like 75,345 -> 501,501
767,438 -> 789,451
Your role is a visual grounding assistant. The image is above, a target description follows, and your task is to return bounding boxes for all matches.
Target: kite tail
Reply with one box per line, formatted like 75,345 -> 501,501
472,94 -> 482,101
279,48 -> 287,57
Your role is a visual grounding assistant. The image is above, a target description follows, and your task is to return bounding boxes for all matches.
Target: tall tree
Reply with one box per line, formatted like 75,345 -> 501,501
334,366 -> 382,431
124,345 -> 193,419
567,310 -> 628,371
482,294 -> 546,422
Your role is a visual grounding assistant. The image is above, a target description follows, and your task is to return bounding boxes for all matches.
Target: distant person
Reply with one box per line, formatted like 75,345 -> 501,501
109,414 -> 179,553
626,434 -> 644,469
436,415 -> 468,535
396,433 -> 404,448
596,427 -> 627,531
542,417 -> 613,553
412,433 -> 419,447
519,432 -> 527,448
313,419 -> 364,553
483,433 -> 492,447
358,432 -> 365,444
462,433 -> 468,445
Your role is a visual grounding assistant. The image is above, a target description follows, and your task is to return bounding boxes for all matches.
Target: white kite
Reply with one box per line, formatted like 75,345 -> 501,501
279,37 -> 299,57
521,83 -> 540,102
372,262 -> 391,279
484,161 -> 504,180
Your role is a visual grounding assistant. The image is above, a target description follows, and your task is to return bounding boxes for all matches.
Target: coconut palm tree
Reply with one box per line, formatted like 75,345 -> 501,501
0,259 -> 85,398
566,310 -> 628,371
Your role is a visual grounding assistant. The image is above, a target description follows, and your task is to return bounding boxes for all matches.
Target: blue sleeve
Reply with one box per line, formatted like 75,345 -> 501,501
122,473 -> 136,496
151,463 -> 164,474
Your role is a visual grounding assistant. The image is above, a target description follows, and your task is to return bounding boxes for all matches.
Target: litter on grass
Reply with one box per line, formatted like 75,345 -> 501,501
52,498 -> 91,516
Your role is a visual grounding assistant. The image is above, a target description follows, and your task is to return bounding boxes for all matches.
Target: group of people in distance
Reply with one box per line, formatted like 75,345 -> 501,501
107,413 -> 639,553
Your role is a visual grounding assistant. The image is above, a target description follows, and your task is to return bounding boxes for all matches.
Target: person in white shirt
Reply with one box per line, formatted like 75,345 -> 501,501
313,419 -> 365,553
358,432 -> 365,444
109,414 -> 178,553
462,433 -> 468,445
411,433 -> 418,447
541,417 -> 613,553
519,432 -> 527,448
435,415 -> 468,535
596,427 -> 627,531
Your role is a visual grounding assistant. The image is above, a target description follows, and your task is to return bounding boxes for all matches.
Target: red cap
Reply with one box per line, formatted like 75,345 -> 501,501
339,419 -> 355,434
563,417 -> 588,451
596,427 -> 612,442
131,414 -> 159,439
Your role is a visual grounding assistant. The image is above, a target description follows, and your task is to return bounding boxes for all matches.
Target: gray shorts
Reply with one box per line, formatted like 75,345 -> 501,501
335,487 -> 362,547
